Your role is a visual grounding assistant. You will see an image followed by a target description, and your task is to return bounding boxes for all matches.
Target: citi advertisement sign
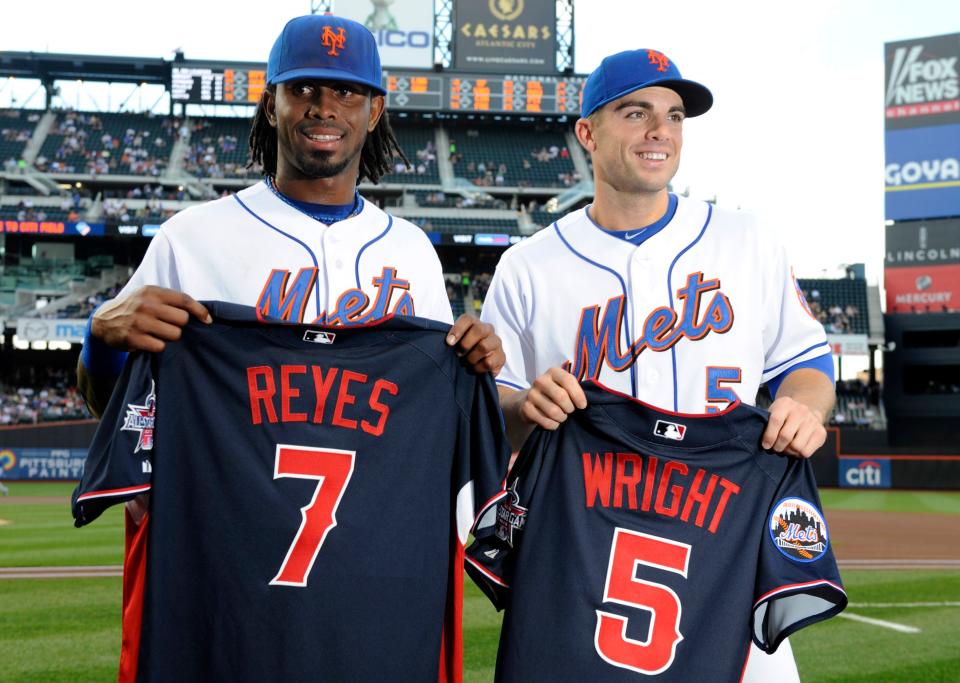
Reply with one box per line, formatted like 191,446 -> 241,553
840,459 -> 891,488
885,123 -> 960,220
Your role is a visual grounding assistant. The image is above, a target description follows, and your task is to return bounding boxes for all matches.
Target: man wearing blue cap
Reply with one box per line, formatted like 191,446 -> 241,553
72,15 -> 511,681
79,14 -> 504,411
478,48 -> 835,681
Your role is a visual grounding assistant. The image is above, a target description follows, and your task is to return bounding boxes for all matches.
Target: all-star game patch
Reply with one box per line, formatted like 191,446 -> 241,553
122,380 -> 156,453
495,478 -> 528,547
769,497 -> 829,563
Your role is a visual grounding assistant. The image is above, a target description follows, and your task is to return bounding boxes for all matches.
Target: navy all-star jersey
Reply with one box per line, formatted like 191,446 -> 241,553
73,302 -> 510,683
466,381 -> 846,683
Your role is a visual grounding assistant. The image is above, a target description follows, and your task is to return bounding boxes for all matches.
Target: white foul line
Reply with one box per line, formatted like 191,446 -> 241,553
838,612 -> 921,633
848,601 -> 960,608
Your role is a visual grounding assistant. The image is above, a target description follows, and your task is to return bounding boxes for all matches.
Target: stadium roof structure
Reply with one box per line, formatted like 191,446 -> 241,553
0,51 -> 170,86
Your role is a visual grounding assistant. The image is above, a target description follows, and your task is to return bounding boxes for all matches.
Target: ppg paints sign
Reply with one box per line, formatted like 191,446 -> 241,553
839,459 -> 891,488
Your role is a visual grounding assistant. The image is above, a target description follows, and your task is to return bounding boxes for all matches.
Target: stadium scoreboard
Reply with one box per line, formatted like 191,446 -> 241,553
171,63 -> 585,115
171,65 -> 267,104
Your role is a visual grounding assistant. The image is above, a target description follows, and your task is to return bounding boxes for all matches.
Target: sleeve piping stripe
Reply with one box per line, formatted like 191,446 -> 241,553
495,379 -> 527,391
465,554 -> 510,588
763,343 -> 831,374
753,579 -> 847,607
76,484 -> 152,502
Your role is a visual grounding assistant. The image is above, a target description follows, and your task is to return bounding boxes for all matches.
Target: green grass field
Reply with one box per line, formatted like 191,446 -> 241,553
2,483 -> 958,682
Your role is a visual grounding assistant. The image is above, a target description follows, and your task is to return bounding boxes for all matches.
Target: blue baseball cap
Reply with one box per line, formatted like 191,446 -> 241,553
581,49 -> 712,119
267,15 -> 386,94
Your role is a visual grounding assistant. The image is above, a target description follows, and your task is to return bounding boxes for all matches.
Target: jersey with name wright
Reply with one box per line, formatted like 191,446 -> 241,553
466,381 -> 846,683
73,301 -> 510,683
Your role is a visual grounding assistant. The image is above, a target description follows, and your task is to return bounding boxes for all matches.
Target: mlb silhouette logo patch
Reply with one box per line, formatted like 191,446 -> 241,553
654,420 -> 686,441
303,330 -> 336,344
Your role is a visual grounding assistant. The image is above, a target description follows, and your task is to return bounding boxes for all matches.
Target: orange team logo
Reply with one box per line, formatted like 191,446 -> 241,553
322,26 -> 347,56
647,50 -> 670,72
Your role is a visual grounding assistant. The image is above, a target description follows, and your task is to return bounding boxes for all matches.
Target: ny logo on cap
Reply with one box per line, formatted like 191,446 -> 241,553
647,49 -> 670,72
322,26 -> 347,56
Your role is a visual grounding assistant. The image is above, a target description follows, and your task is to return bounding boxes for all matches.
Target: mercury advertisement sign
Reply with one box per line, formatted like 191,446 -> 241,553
455,0 -> 556,74
334,0 -> 435,69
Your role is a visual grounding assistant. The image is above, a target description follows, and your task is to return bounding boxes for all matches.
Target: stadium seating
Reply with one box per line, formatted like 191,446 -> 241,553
0,371 -> 91,424
0,201 -> 73,222
37,111 -> 177,176
530,209 -> 562,228
0,108 -> 40,168
448,125 -> 578,188
379,122 -> 441,184
183,117 -> 253,179
798,278 -> 869,334
401,215 -> 519,235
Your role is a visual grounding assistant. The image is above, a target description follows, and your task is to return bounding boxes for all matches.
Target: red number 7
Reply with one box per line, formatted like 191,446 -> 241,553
269,445 -> 356,588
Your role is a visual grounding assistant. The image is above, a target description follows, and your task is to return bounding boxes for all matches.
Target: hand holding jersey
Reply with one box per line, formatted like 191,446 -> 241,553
507,366 -> 831,458
78,13 -> 503,422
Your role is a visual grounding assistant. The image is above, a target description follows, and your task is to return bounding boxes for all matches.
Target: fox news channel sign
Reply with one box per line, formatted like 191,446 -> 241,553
455,0 -> 556,74
333,0 -> 434,69
885,32 -> 960,130
884,32 -> 960,221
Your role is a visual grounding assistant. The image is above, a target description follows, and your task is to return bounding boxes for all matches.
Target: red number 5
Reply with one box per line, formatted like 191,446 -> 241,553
269,444 -> 356,588
594,528 -> 690,674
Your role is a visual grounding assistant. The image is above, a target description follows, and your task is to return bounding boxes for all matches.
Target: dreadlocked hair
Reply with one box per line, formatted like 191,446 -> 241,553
247,85 -> 409,184
247,85 -> 278,176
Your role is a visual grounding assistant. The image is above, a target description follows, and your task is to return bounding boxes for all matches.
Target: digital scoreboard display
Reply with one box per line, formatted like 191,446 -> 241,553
448,75 -> 582,114
171,63 -> 584,115
171,66 -> 267,104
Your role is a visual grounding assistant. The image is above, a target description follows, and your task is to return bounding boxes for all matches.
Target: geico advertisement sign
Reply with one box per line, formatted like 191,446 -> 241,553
335,0 -> 434,68
840,459 -> 890,488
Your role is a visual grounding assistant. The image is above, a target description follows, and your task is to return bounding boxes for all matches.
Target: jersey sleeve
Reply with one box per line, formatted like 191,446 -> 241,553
480,256 -> 532,392
116,229 -> 182,298
72,352 -> 157,527
752,458 -> 847,652
464,428 -> 546,610
453,371 -> 512,550
759,231 -> 831,386
416,254 -> 455,325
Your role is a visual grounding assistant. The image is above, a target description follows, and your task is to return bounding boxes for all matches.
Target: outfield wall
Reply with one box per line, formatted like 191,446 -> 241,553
2,421 -> 958,488
813,427 -> 960,490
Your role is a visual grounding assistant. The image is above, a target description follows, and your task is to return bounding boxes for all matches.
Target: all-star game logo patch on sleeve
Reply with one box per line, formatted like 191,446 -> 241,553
121,380 -> 156,453
495,478 -> 528,547
769,497 -> 830,563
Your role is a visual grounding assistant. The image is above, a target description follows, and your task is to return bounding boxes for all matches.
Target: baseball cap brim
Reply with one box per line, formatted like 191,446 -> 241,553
588,77 -> 713,118
270,66 -> 386,95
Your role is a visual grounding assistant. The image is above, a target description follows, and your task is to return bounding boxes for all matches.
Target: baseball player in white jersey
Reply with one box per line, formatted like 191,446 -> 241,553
78,14 -> 504,420
483,49 -> 836,682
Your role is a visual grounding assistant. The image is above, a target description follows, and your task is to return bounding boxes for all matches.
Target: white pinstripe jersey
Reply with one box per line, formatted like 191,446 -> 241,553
482,196 -> 829,412
120,181 -> 454,325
